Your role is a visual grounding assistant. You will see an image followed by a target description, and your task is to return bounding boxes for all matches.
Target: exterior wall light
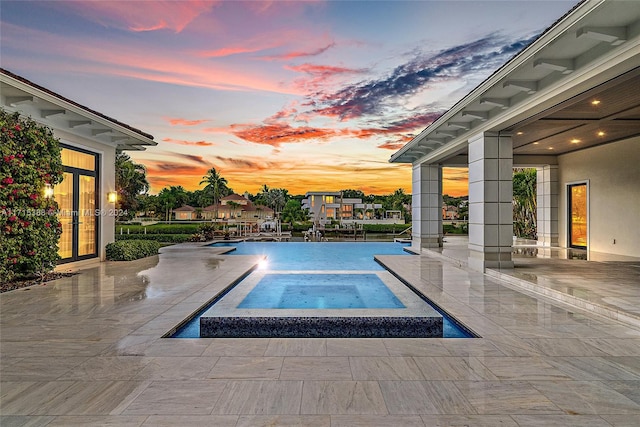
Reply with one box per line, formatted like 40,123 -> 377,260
44,183 -> 54,199
107,191 -> 117,203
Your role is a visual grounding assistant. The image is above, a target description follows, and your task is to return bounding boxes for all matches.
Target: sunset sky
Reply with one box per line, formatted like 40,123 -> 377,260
1,0 -> 576,196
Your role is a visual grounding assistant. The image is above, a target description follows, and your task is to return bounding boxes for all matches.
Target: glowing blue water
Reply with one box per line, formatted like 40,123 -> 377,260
238,274 -> 405,309
211,241 -> 409,270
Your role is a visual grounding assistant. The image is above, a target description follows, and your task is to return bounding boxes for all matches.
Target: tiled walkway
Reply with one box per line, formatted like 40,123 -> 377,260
1,242 -> 639,426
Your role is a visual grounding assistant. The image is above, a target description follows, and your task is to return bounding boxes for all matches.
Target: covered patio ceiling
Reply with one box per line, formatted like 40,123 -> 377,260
390,0 -> 640,166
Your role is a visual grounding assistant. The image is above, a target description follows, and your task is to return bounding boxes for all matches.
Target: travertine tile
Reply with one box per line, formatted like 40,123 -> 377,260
529,380 -> 640,414
454,381 -> 563,415
1,238 -> 639,424
510,414 -> 612,426
32,381 -> 145,415
202,338 -> 270,356
477,356 -> 571,381
280,357 -> 352,380
142,415 -> 238,426
0,416 -> 56,427
1,357 -> 88,381
326,338 -> 389,356
264,338 -> 327,356
379,380 -> 475,415
331,414 -> 424,426
122,380 -> 228,415
349,357 -> 424,380
132,356 -> 218,380
212,380 -> 303,414
301,381 -> 387,414
236,415 -> 330,427
208,357 -> 283,379
382,338 -> 450,356
46,415 -> 148,426
419,415 -> 518,426
413,356 -> 498,380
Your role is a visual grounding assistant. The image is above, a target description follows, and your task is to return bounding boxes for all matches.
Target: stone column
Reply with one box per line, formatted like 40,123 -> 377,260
468,132 -> 514,271
412,163 -> 442,250
537,165 -> 559,247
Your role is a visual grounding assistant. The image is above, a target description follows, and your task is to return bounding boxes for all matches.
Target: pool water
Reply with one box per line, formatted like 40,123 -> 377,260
238,274 -> 405,309
172,242 -> 476,338
211,241 -> 409,270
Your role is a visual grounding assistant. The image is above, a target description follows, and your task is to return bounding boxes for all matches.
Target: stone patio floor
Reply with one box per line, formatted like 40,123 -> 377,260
1,241 -> 639,426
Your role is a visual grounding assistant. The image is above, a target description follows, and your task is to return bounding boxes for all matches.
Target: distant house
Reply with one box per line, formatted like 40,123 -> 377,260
442,205 -> 459,220
301,191 -> 398,225
173,205 -> 196,220
1,69 -> 156,267
202,194 -> 273,223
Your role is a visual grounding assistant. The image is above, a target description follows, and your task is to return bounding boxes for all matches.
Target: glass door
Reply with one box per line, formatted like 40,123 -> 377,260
54,146 -> 99,263
568,183 -> 587,249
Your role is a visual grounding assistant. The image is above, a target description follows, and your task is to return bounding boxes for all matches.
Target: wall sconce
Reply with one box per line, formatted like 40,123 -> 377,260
107,191 -> 117,203
44,183 -> 54,199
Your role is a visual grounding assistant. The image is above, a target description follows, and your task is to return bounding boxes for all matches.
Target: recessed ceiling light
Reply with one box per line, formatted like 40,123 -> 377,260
597,131 -> 605,137
571,138 -> 581,144
516,131 -> 524,135
548,147 -> 554,150
591,100 -> 601,106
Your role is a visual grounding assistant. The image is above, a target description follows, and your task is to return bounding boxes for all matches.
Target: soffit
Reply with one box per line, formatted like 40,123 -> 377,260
1,73 -> 156,152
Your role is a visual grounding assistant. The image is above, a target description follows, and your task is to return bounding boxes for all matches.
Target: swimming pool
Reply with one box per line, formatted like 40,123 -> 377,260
210,241 -> 410,270
171,242 -> 475,338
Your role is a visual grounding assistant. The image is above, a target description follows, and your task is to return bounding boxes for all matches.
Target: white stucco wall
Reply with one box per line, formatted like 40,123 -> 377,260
558,136 -> 640,256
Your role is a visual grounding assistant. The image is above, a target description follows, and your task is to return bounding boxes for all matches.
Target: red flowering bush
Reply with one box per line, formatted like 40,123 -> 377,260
1,109 -> 64,282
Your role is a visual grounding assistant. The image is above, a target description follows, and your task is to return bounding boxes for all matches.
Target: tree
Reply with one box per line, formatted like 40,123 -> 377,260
513,168 -> 537,239
281,199 -> 307,223
1,109 -> 64,282
227,201 -> 240,219
341,189 -> 365,199
115,152 -> 149,219
158,186 -> 188,222
200,167 -> 230,219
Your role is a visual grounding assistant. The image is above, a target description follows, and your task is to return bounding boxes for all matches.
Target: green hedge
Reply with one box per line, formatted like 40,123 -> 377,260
116,224 -> 201,235
361,223 -> 410,233
106,240 -> 162,261
115,234 -> 192,243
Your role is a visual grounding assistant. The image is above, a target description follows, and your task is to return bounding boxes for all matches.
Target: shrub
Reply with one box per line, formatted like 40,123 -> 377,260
105,240 -> 162,261
0,109 -> 64,282
116,224 -> 200,234
115,234 -> 192,243
361,223 -> 409,233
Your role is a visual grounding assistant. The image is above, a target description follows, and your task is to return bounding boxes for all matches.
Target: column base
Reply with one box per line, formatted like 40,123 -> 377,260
414,236 -> 443,249
468,249 -> 514,272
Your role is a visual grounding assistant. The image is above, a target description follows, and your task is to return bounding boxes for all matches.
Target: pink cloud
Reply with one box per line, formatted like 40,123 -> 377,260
58,1 -> 218,33
162,138 -> 215,147
261,42 -> 336,61
166,118 -> 209,126
2,23 -> 303,95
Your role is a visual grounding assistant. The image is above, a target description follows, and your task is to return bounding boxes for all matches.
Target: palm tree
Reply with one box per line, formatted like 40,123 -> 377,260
115,152 -> 149,219
200,167 -> 229,220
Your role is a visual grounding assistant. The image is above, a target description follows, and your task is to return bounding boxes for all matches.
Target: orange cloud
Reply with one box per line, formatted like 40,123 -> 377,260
162,138 -> 215,147
230,123 -> 339,146
166,118 -> 209,126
